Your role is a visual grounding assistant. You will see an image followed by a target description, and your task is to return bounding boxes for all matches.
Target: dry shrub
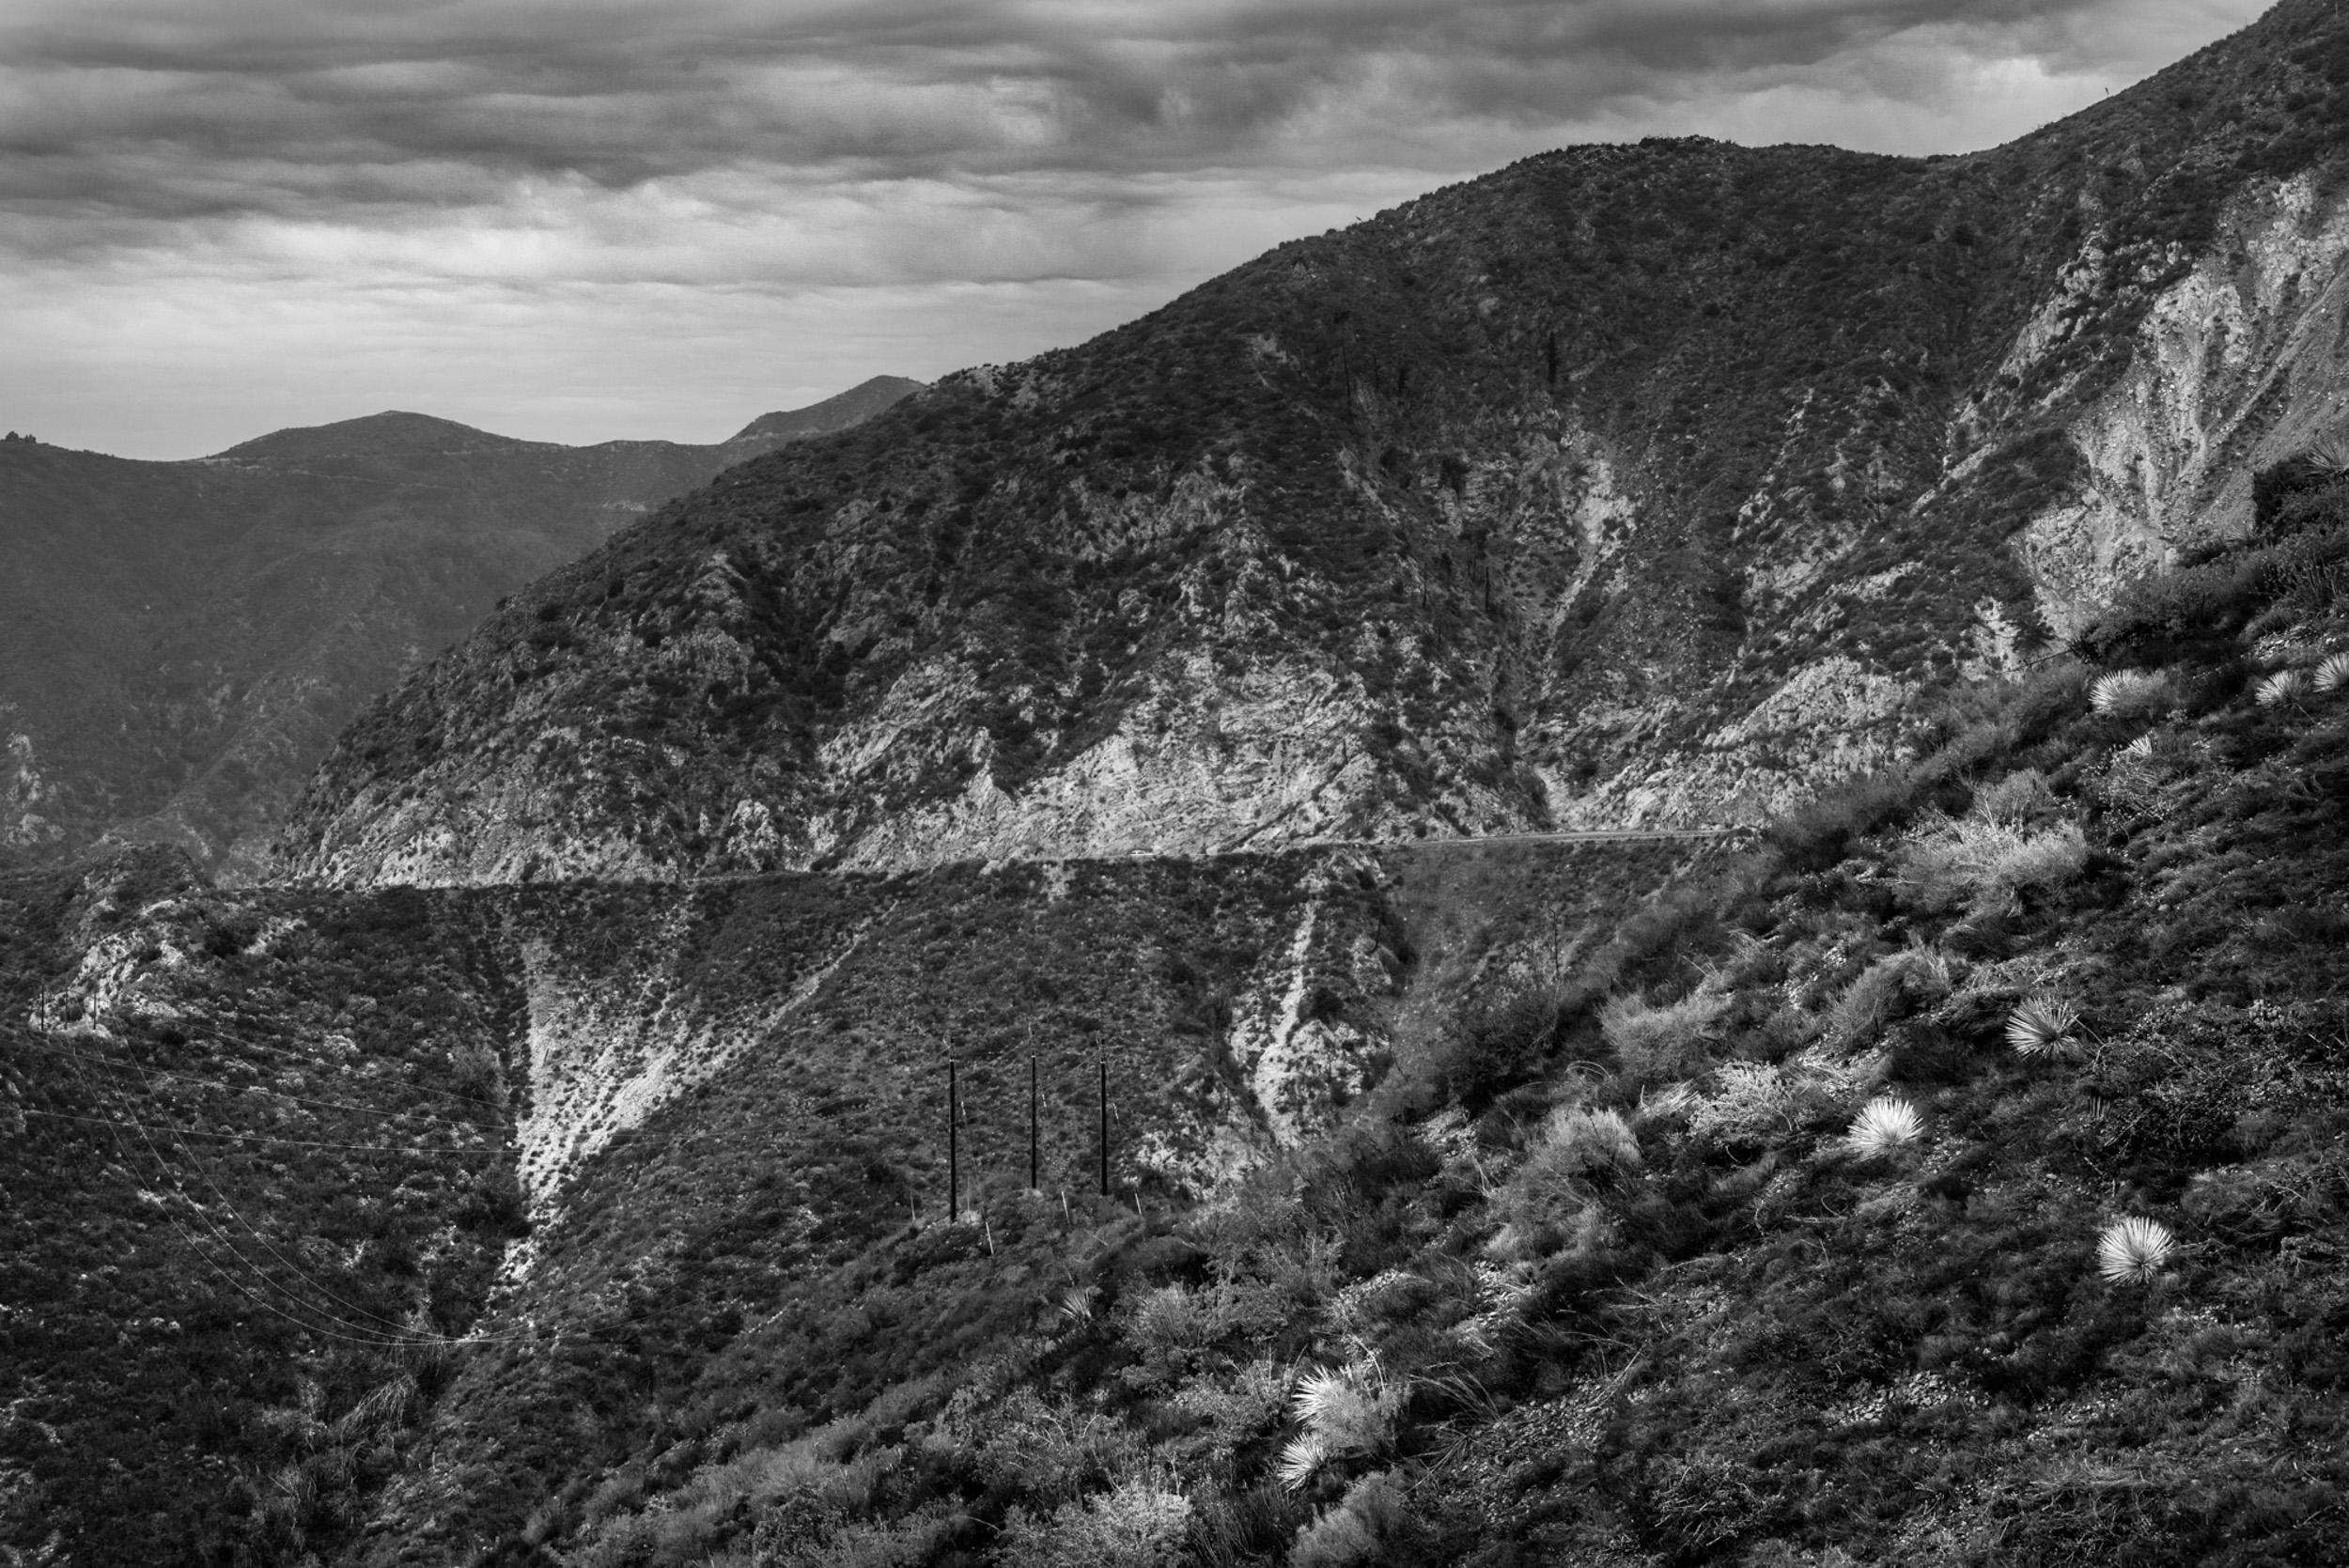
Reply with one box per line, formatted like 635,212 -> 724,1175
754,1504 -> 957,1568
996,1477 -> 1193,1568
1687,1063 -> 1804,1148
573,1427 -> 896,1568
1894,818 -> 2088,917
1971,768 -> 2057,826
1485,1105 -> 1641,1259
1823,947 -> 1952,1049
446,1041 -> 508,1108
946,1387 -> 1147,1510
1124,1283 -> 1216,1358
1165,1361 -> 1291,1462
1601,982 -> 1734,1082
1687,1059 -> 1855,1151
1289,1471 -> 1418,1568
1534,1105 -> 1641,1179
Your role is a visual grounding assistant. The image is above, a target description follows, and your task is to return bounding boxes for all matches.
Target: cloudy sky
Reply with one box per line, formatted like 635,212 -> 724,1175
0,0 -> 2263,458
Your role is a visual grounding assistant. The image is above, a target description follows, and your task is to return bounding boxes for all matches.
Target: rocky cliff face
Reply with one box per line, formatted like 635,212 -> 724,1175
0,378 -> 920,871
274,1 -> 2349,889
2017,168 -> 2349,637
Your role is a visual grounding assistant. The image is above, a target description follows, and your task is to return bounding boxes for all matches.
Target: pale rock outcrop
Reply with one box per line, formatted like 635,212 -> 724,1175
2021,173 -> 2349,632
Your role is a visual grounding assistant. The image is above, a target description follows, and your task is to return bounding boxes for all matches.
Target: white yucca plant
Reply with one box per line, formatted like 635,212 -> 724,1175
1277,1434 -> 1329,1492
1844,1095 -> 1924,1157
2118,735 -> 2155,762
1289,1363 -> 1371,1426
1279,1356 -> 1401,1490
2097,1217 -> 2176,1284
2005,997 -> 2082,1059
2306,432 -> 2349,474
2315,651 -> 2349,696
2089,670 -> 2165,716
2256,669 -> 2310,708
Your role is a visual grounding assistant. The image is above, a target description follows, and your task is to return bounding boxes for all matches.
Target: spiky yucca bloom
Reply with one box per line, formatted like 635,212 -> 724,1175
2006,997 -> 2082,1058
2315,651 -> 2349,695
1277,1434 -> 1328,1491
2089,670 -> 2164,716
2256,669 -> 2310,707
2098,1217 -> 2176,1284
1289,1363 -> 1371,1426
2307,432 -> 2349,474
1845,1095 -> 1924,1156
1280,1356 -> 1400,1490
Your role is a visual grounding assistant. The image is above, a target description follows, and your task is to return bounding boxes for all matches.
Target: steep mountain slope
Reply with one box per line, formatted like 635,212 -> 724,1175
283,0 -> 2349,887
0,831 -> 1699,1566
9,483 -> 2349,1564
0,378 -> 920,872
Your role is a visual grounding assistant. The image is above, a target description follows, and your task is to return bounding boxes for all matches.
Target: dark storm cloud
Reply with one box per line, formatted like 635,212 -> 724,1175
0,0 -> 2236,238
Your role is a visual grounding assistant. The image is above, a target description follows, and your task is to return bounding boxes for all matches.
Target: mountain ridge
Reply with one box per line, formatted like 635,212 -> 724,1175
277,0 -> 2349,887
9,7 -> 2349,1565
0,377 -> 924,871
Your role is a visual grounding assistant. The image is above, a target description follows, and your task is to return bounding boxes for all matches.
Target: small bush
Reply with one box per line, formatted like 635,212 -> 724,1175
1971,768 -> 2058,826
1528,1105 -> 1641,1182
1823,947 -> 1952,1049
1485,1104 -> 1643,1261
1442,987 -> 1565,1110
2077,524 -> 2349,664
1763,770 -> 1922,872
1894,817 -> 2088,917
996,1477 -> 1194,1568
1289,1471 -> 1419,1568
1601,983 -> 1733,1082
1688,1061 -> 1849,1150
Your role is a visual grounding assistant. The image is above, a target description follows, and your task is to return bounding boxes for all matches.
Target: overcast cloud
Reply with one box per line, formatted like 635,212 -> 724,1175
0,0 -> 2264,457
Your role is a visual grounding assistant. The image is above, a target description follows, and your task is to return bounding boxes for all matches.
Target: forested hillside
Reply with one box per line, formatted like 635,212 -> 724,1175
0,378 -> 919,871
283,0 -> 2349,883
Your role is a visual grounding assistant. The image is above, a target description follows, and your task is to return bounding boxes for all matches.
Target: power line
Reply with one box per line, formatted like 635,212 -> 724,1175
4,1031 -> 504,1125
11,1103 -> 498,1156
20,984 -> 514,1115
41,1038 -> 537,1349
47,1049 -> 457,1349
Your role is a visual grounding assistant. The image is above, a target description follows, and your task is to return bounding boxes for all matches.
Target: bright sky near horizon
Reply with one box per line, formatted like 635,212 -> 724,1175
0,0 -> 2265,459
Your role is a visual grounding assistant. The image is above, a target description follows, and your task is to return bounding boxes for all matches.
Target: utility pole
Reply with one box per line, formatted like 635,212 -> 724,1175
1097,1057 -> 1109,1198
947,1054 -> 960,1224
1028,1054 -> 1040,1193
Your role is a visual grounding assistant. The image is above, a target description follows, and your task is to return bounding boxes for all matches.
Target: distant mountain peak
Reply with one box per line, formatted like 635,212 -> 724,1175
727,376 -> 926,445
212,410 -> 539,465
0,376 -> 920,866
